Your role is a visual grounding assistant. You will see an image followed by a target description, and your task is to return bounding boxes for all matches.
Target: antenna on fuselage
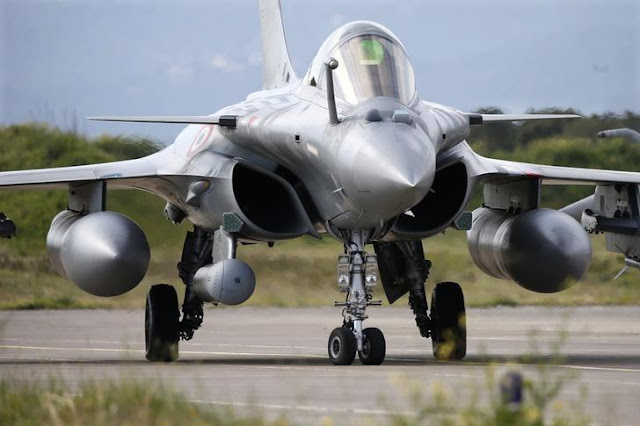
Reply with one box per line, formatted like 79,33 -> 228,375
325,58 -> 340,125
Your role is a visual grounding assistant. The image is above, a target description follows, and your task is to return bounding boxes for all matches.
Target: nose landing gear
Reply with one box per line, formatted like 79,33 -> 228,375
328,230 -> 386,365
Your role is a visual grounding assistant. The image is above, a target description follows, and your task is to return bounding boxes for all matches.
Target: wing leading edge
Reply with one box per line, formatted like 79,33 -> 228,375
88,115 -> 238,127
467,113 -> 581,125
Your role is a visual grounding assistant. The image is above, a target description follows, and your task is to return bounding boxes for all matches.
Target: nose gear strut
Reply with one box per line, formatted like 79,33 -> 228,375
329,230 -> 385,365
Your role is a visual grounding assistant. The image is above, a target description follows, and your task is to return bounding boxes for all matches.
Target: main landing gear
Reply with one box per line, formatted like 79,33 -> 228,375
328,230 -> 386,365
145,226 -> 213,362
430,281 -> 466,360
403,261 -> 466,361
145,284 -> 179,361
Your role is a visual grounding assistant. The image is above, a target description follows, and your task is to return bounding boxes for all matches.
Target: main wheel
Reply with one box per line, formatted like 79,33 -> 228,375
328,327 -> 356,365
145,284 -> 180,362
358,327 -> 386,365
431,282 -> 466,360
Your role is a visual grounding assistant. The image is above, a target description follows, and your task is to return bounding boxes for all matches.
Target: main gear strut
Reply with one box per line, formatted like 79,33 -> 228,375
177,226 -> 212,340
374,240 -> 432,339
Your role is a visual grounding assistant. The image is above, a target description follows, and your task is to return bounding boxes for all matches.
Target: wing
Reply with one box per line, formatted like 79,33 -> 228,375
476,154 -> 640,186
456,112 -> 640,184
0,114 -> 236,189
88,115 -> 237,127
0,157 -> 159,190
438,142 -> 640,186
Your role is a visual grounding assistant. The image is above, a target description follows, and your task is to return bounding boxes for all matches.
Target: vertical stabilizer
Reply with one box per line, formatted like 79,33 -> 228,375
259,0 -> 297,89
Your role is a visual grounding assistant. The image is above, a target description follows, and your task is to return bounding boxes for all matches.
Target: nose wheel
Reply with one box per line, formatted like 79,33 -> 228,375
328,327 -> 387,365
328,326 -> 386,365
328,327 -> 356,365
358,327 -> 386,365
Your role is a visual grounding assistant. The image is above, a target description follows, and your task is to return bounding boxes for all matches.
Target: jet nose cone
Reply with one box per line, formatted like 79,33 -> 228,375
356,155 -> 431,189
350,126 -> 435,217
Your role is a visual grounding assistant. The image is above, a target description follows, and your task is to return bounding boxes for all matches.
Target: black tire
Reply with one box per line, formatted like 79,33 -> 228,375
431,282 -> 466,360
145,284 -> 180,362
328,327 -> 356,365
358,327 -> 386,365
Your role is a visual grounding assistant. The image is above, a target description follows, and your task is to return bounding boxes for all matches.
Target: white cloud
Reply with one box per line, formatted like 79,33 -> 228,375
210,54 -> 244,72
167,64 -> 192,81
248,51 -> 262,67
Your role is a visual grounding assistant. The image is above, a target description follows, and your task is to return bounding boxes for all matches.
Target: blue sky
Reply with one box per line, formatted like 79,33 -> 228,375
2,0 -> 638,144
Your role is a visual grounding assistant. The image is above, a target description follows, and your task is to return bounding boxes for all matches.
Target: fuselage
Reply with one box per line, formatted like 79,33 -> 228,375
150,21 -> 471,236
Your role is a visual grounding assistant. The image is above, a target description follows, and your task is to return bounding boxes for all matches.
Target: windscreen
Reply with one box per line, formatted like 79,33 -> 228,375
326,35 -> 416,105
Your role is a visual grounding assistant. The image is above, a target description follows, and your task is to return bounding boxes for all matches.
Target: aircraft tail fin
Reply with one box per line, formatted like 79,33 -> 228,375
259,0 -> 297,89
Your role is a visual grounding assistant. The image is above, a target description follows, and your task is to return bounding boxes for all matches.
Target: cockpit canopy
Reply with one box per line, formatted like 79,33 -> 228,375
306,21 -> 417,106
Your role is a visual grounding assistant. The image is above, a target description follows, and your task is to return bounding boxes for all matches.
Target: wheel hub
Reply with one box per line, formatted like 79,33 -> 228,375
330,336 -> 342,358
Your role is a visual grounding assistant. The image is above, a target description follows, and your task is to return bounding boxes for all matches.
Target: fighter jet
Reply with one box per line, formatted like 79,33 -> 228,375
2,0 -> 639,365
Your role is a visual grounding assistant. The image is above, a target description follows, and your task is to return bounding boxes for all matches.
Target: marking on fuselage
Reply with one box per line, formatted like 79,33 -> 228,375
247,115 -> 259,128
186,125 -> 215,158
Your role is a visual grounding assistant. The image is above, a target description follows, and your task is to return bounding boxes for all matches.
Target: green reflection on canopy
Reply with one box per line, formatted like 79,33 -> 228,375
359,39 -> 385,65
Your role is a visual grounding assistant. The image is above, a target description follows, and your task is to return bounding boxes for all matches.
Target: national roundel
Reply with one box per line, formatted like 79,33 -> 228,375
186,125 -> 215,158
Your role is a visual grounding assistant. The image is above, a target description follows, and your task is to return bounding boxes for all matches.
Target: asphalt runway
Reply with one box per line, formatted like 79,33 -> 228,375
1,306 -> 639,425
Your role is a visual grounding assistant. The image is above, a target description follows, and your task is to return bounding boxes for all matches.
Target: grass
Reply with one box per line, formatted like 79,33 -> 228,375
384,330 -> 591,426
0,230 -> 639,310
384,365 -> 590,426
0,379 -> 287,426
2,374 -> 586,426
